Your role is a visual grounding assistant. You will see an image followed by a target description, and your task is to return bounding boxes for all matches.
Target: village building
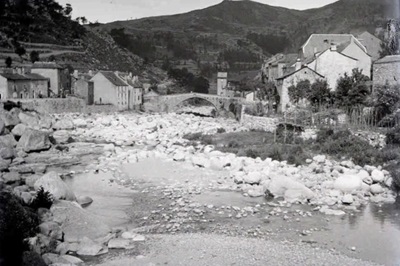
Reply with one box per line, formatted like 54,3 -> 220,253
357,31 -> 384,62
300,34 -> 371,78
261,53 -> 298,82
306,45 -> 359,90
31,62 -> 70,97
71,70 -> 95,105
90,71 -> 143,111
276,62 -> 325,112
373,55 -> 400,89
0,72 -> 49,100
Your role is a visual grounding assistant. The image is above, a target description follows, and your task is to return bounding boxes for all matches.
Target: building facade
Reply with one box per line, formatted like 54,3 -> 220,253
373,55 -> 400,89
31,62 -> 69,97
0,73 -> 49,100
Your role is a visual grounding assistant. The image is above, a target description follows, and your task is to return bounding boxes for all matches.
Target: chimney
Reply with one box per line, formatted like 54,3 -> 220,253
330,44 -> 337,51
73,70 -> 78,79
295,58 -> 302,71
88,70 -> 93,76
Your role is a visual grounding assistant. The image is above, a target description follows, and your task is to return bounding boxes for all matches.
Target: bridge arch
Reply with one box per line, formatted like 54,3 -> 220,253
167,94 -> 220,112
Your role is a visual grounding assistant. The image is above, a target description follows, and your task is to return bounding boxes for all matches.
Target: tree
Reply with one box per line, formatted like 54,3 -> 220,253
288,79 -> 311,103
63,3 -> 72,17
49,55 -> 56,62
5,57 -> 12,68
30,50 -> 40,63
309,79 -> 333,108
380,19 -> 400,57
373,83 -> 400,121
15,46 -> 26,57
258,80 -> 279,114
335,68 -> 371,108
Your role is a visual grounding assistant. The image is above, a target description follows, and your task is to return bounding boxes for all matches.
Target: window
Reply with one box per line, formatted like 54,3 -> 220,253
0,93 -> 2,100
20,93 -> 23,99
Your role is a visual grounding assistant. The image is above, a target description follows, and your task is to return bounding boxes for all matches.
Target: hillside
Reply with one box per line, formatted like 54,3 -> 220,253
0,0 -> 149,74
93,0 -> 393,72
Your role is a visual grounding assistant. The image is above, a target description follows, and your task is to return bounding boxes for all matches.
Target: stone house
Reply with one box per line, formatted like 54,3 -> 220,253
357,31 -> 383,62
71,70 -> 95,105
373,55 -> 400,89
90,71 -> 143,111
31,62 -> 70,97
300,34 -> 371,78
0,72 -> 49,100
276,63 -> 325,112
306,45 -> 359,90
261,53 -> 298,82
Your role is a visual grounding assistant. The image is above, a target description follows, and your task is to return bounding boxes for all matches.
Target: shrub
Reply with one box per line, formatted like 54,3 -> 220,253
286,145 -> 307,166
316,127 -> 334,143
183,132 -> 203,141
268,144 -> 283,161
30,187 -> 54,210
228,140 -> 240,148
245,149 -> 260,159
386,126 -> 400,145
22,251 -> 47,266
217,128 -> 226,133
386,162 -> 400,191
0,192 -> 39,266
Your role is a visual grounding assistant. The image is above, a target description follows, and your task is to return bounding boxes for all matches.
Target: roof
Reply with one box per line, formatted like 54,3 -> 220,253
303,47 -> 359,65
276,66 -> 325,80
300,34 -> 367,59
266,53 -> 298,66
0,73 -> 48,81
31,62 -> 63,69
99,71 -> 128,87
127,79 -> 143,88
374,55 -> 400,64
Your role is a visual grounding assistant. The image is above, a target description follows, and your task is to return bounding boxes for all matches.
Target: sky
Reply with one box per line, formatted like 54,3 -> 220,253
56,0 -> 339,23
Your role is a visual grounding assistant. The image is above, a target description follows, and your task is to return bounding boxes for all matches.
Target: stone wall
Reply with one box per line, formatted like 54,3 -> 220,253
241,114 -> 278,132
2,98 -> 120,114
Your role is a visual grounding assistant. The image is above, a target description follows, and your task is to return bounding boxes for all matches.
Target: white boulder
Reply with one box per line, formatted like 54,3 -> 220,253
371,169 -> 385,183
333,175 -> 362,193
34,172 -> 76,201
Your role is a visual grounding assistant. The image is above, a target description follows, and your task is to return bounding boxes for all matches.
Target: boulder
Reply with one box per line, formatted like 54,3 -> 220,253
51,201 -> 111,242
192,156 -> 210,168
247,185 -> 265,197
34,172 -> 76,201
266,176 -> 315,202
209,157 -> 225,170
319,206 -> 346,216
173,151 -> 185,162
53,119 -> 74,130
38,115 -> 53,129
0,159 -> 11,171
370,184 -> 384,194
371,169 -> 385,183
77,196 -> 93,207
107,238 -> 134,249
18,112 -> 40,128
76,237 -> 105,256
11,124 -> 27,137
341,194 -> 354,204
25,175 -> 42,188
333,175 -> 362,193
0,134 -> 17,148
2,172 -> 21,184
0,146 -> 15,160
0,118 -> 4,135
242,172 -> 263,185
313,155 -> 326,164
121,232 -> 146,242
39,221 -> 63,240
0,110 -> 20,127
20,192 -> 32,204
52,130 -> 71,144
73,119 -> 88,128
17,129 -> 51,152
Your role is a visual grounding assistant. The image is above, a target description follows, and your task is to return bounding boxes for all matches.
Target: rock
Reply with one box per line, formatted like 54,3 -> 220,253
73,119 -> 87,128
52,130 -> 71,144
357,170 -> 370,180
247,185 -> 265,197
333,175 -> 362,193
313,155 -> 326,163
319,206 -> 346,216
0,110 -> 20,127
340,160 -> 355,168
77,196 -> 93,207
108,238 -> 134,249
341,194 -> 354,204
0,134 -> 17,148
9,163 -> 47,174
38,115 -> 53,129
42,253 -> 69,265
266,176 -> 315,202
34,172 -> 76,201
209,157 -> 224,170
3,172 -> 21,184
103,144 -> 115,152
121,232 -> 146,241
0,118 -> 4,135
0,146 -> 15,160
242,172 -> 263,185
371,169 -> 385,183
12,124 -> 28,138
21,192 -> 32,204
53,119 -> 74,130
77,237 -> 105,256
0,158 -> 11,171
39,221 -> 63,240
25,175 -> 41,188
18,112 -> 40,128
173,152 -> 185,162
192,156 -> 210,168
51,201 -> 111,242
17,129 -> 51,152
61,255 -> 84,265
370,184 -> 384,194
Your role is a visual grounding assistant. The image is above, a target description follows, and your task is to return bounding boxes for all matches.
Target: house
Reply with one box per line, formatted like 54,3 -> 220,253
300,34 -> 371,78
357,31 -> 383,62
373,55 -> 400,89
261,53 -> 298,82
72,70 -> 95,105
306,45 -> 359,90
276,62 -> 325,112
31,62 -> 69,97
0,72 -> 49,100
90,71 -> 143,111
143,89 -> 159,102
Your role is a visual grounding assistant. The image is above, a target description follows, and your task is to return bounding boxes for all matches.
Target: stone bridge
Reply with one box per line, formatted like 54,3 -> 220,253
146,93 -> 249,115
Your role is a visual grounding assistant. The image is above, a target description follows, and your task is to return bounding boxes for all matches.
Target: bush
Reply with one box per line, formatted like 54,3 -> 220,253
386,162 -> 400,191
245,149 -> 260,159
286,145 -> 307,166
30,187 -> 54,210
217,128 -> 226,133
228,140 -> 240,148
268,144 -> 283,161
0,192 -> 39,266
386,126 -> 400,145
183,132 -> 203,141
22,251 -> 47,266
